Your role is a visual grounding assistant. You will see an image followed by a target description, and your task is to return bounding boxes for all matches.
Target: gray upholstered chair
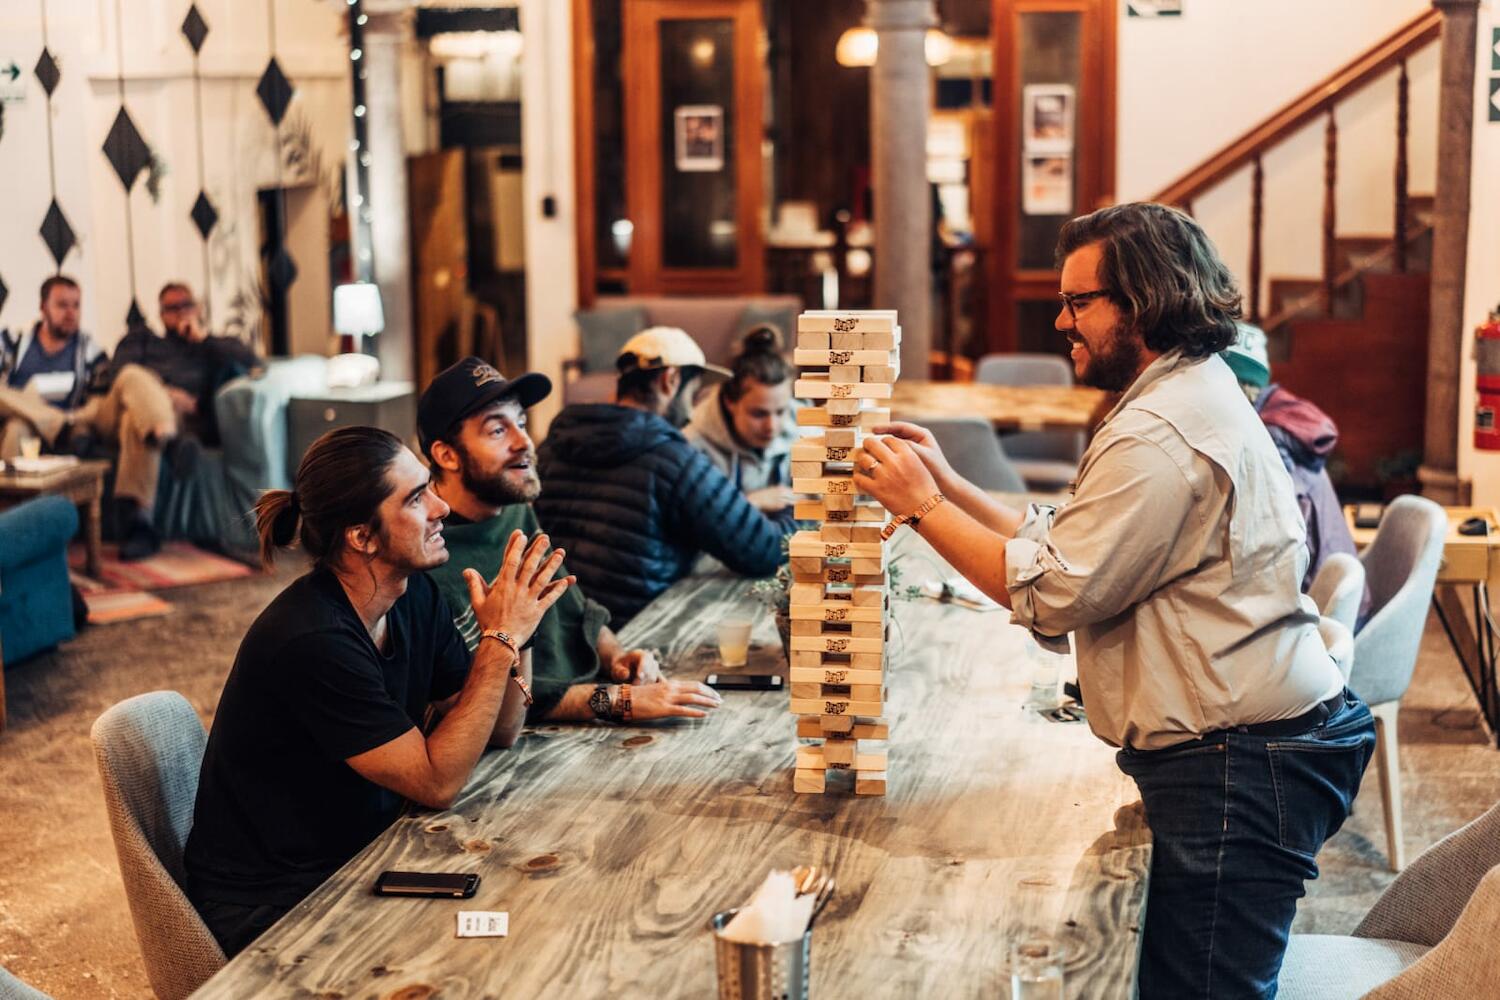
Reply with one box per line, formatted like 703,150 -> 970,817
1311,551 -> 1366,634
973,353 -> 1083,490
923,417 -> 1026,492
91,692 -> 225,999
1318,616 -> 1354,684
0,966 -> 51,1000
1279,799 -> 1500,999
1350,496 -> 1447,871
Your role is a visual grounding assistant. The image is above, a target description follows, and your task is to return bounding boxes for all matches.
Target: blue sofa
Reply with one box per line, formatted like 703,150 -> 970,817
0,494 -> 79,666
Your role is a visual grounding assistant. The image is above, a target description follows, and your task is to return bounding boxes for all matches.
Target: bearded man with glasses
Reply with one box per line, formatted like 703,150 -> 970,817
852,202 -> 1375,998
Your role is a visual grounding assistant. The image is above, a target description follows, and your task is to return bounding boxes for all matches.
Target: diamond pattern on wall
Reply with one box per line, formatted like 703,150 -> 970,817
268,247 -> 298,290
103,107 -> 151,191
0,274 -> 8,316
181,5 -> 209,54
35,49 -> 60,97
256,59 -> 294,126
40,200 -> 76,266
125,300 -> 146,330
191,191 -> 218,238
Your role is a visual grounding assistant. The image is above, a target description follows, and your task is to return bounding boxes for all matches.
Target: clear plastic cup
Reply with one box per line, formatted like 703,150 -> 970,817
717,619 -> 753,667
1010,934 -> 1065,999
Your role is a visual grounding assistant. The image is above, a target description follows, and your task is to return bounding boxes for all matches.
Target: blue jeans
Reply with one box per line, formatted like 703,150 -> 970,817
1117,691 -> 1376,999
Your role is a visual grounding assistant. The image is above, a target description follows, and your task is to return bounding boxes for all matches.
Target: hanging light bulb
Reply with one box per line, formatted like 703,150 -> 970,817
834,26 -> 954,67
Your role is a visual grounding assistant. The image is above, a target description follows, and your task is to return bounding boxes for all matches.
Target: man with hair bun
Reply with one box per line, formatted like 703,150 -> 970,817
184,426 -> 571,957
852,203 -> 1375,997
685,324 -> 798,526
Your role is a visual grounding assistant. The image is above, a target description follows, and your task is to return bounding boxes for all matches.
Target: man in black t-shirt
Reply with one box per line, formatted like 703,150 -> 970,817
185,426 -> 571,957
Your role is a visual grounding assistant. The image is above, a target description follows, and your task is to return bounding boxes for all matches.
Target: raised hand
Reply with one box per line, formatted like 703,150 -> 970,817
853,434 -> 942,516
464,530 -> 574,648
869,420 -> 954,485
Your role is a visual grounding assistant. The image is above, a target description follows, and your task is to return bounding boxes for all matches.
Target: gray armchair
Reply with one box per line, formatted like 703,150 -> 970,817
1350,496 -> 1447,871
923,417 -> 1026,492
974,353 -> 1084,490
1310,551 -> 1365,634
91,691 -> 225,999
1280,799 -> 1500,999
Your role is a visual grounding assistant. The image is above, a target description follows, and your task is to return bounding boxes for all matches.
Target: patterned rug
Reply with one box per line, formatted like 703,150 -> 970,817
69,540 -> 254,592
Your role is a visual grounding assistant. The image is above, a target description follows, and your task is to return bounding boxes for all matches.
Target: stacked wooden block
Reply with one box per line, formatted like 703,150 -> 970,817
788,309 -> 901,796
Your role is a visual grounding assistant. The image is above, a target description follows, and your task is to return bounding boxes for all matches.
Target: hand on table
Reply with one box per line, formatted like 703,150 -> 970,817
610,648 -> 663,684
464,530 -> 574,649
853,434 -> 943,517
628,679 -> 722,720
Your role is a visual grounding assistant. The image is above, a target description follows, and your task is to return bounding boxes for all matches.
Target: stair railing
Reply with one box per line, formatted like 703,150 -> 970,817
1151,9 -> 1441,323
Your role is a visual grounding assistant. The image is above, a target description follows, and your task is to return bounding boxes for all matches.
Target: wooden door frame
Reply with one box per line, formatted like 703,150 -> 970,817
987,0 -> 1116,353
572,0 -> 599,306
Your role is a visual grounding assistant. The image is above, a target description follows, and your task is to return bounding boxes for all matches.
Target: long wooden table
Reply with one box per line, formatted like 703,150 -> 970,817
892,380 -> 1112,432
193,530 -> 1149,998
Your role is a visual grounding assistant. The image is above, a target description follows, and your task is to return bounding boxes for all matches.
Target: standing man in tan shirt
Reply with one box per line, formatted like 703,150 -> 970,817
855,202 -> 1375,998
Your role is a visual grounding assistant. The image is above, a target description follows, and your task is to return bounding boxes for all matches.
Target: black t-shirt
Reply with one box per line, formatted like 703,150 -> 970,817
184,568 -> 469,908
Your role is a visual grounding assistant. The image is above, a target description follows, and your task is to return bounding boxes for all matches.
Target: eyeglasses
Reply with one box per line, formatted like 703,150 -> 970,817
1058,289 -> 1110,322
161,300 -> 197,313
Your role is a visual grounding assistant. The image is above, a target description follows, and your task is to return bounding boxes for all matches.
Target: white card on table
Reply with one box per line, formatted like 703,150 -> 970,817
456,910 -> 509,938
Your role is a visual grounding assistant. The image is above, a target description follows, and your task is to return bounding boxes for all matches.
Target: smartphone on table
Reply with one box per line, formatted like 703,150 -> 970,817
705,674 -> 784,692
374,871 -> 481,898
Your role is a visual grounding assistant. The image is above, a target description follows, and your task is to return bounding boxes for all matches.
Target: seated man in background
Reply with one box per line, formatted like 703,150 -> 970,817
420,357 -> 722,724
0,275 -> 179,559
186,426 -> 570,957
110,282 -> 261,448
1223,323 -> 1368,616
536,327 -> 785,624
685,324 -> 798,529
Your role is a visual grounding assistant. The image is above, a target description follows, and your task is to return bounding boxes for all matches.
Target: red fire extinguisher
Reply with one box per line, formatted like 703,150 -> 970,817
1476,304 -> 1500,449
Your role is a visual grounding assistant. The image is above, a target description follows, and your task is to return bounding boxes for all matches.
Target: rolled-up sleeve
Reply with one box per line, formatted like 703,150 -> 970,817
1006,433 -> 1201,639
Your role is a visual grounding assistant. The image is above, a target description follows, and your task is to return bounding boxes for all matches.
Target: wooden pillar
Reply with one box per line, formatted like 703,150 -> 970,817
1417,0 -> 1480,504
868,0 -> 934,376
363,8 -> 416,384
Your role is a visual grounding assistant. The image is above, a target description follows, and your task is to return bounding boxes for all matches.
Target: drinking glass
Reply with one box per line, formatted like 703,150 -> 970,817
717,619 -> 752,667
1010,934 -> 1064,1000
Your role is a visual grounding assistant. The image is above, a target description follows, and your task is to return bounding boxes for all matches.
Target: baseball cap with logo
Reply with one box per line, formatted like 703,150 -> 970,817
1222,322 -> 1271,389
616,326 -> 732,380
417,356 -> 552,456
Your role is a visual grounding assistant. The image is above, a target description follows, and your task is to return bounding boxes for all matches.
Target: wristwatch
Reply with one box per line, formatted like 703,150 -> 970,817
589,684 -> 613,721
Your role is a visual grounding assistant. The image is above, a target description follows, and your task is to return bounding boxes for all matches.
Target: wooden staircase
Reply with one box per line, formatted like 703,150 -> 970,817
1153,10 -> 1442,488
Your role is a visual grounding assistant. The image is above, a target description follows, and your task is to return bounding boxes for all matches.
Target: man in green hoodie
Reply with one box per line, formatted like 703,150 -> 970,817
419,356 -> 722,724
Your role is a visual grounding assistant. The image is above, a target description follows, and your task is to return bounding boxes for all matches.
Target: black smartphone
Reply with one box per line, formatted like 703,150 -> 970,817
705,674 -> 784,691
1353,504 -> 1384,530
374,871 -> 480,898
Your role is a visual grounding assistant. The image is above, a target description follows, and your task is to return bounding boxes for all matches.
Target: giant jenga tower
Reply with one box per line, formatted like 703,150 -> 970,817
787,309 -> 899,796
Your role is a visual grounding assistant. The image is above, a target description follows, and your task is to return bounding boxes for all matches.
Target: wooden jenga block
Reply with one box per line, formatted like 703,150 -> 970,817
789,462 -> 825,479
788,582 -> 825,605
795,744 -> 866,772
794,376 -> 893,400
789,634 -> 884,655
819,524 -> 853,542
823,738 -> 857,767
796,406 -> 892,428
849,525 -> 884,543
855,751 -> 887,771
790,682 -> 834,700
789,651 -> 826,668
830,332 -> 864,350
789,695 -> 885,716
828,364 -> 862,382
849,620 -> 884,638
796,331 -> 831,350
855,770 -> 887,796
824,428 -> 859,448
790,666 -> 885,686
791,476 -> 865,496
797,310 -> 898,334
816,713 -> 854,734
823,493 -> 855,510
850,652 -> 884,669
849,586 -> 886,607
856,331 -> 901,351
793,348 -> 899,367
794,768 -> 826,793
787,603 -> 884,623
797,716 -> 889,739
850,557 -> 885,575
849,684 -> 883,701
863,365 -> 899,383
788,532 -> 883,559
790,442 -> 856,462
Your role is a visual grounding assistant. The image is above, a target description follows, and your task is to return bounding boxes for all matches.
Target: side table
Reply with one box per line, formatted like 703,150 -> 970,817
286,382 -> 416,480
0,459 -> 109,579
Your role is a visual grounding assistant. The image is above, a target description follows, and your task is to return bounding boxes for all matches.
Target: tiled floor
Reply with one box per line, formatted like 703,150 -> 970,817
0,565 -> 1496,998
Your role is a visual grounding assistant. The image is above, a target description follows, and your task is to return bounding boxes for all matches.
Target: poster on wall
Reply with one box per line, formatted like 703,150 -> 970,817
1021,84 -> 1074,154
674,105 -> 724,172
1023,155 -> 1073,215
1127,0 -> 1183,16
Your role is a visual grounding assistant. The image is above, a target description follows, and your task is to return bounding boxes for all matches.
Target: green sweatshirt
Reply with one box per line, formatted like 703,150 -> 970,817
426,505 -> 613,719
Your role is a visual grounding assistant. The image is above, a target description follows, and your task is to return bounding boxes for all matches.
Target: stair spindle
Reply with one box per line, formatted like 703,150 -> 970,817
1249,155 -> 1264,324
1323,107 -> 1338,316
1394,59 -> 1410,273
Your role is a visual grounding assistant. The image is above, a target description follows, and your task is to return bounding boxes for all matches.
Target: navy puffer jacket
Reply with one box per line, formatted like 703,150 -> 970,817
536,403 -> 785,624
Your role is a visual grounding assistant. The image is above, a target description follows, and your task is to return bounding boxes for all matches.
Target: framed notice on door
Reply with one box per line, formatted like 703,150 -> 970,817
674,105 -> 724,172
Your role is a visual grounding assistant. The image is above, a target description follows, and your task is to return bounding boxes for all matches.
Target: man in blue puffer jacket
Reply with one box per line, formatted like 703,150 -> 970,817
537,327 -> 786,624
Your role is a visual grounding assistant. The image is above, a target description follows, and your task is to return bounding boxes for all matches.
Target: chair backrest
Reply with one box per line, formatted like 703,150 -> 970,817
1317,616 -> 1354,683
1350,495 -> 1447,706
91,692 -> 225,999
973,353 -> 1084,464
922,418 -> 1026,492
1355,799 -> 1500,947
1310,552 -> 1365,633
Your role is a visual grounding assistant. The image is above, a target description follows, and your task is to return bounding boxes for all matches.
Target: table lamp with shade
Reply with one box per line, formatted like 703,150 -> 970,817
330,282 -> 384,387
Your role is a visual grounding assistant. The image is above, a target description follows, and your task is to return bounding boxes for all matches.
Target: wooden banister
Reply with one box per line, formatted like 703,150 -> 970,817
1152,9 -> 1441,207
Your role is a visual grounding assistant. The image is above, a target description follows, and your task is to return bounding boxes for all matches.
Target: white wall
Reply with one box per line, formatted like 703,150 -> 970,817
0,0 -> 349,352
1118,0 -> 1437,313
520,0 -> 579,434
1455,3 -> 1500,503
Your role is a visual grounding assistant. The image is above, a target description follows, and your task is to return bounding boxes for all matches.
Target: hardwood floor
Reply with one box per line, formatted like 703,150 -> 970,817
0,564 -> 1494,997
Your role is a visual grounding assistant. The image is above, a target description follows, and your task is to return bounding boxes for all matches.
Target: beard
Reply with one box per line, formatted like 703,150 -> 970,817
457,442 -> 542,507
1076,322 -> 1147,392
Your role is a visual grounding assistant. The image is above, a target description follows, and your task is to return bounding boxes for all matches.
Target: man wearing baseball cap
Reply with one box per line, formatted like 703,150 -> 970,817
419,356 -> 723,724
536,327 -> 785,622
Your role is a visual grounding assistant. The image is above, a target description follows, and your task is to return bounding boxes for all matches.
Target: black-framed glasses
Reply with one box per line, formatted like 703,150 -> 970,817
161,300 -> 197,313
1058,289 -> 1110,321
